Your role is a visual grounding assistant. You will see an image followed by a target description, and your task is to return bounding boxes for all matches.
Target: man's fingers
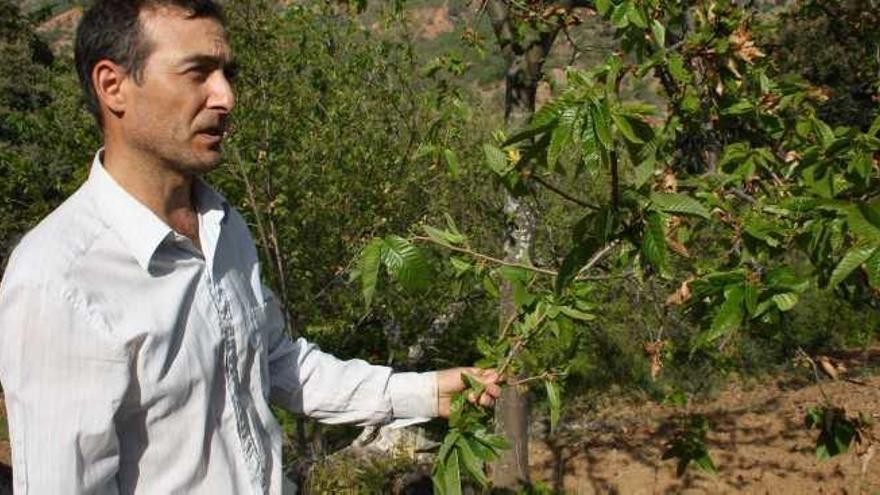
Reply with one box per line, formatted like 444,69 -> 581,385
478,393 -> 494,407
486,384 -> 502,399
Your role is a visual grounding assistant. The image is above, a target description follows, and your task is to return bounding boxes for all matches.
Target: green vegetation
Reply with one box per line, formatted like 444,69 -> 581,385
1,0 -> 878,491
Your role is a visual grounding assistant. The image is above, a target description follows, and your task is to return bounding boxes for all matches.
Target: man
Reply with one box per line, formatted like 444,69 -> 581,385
0,0 -> 501,493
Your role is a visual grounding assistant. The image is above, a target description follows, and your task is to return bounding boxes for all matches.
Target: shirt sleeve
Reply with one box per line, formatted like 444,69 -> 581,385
0,282 -> 130,494
259,290 -> 437,424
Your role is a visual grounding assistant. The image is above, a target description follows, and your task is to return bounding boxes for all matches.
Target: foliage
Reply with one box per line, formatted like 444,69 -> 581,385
661,413 -> 717,477
769,0 -> 880,130
804,405 -> 873,461
359,0 -> 880,490
0,0 -> 99,264
216,1 -> 501,352
431,374 -> 509,493
303,451 -> 425,494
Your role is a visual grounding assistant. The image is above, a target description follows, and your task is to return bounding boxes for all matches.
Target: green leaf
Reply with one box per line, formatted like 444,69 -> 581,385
596,0 -> 613,15
869,113 -> 880,137
381,236 -> 431,291
590,101 -> 613,149
437,431 -> 461,462
721,100 -> 754,116
441,450 -> 463,495
815,444 -> 831,461
611,111 -> 645,143
545,380 -> 562,433
358,238 -> 384,308
483,144 -> 511,176
701,284 -> 745,346
742,216 -> 782,248
667,53 -> 691,83
482,273 -> 499,297
610,3 -> 630,28
812,117 -> 836,149
846,204 -> 880,243
456,437 -> 489,487
865,250 -> 880,288
642,212 -> 669,274
443,148 -> 460,176
559,306 -> 595,321
556,244 -> 591,294
744,283 -> 759,316
450,257 -> 472,276
829,246 -> 878,287
424,224 -> 466,247
626,2 -> 648,28
771,292 -> 799,312
651,19 -> 666,46
473,429 -> 511,451
694,453 -> 717,473
548,107 -> 576,168
649,192 -> 712,219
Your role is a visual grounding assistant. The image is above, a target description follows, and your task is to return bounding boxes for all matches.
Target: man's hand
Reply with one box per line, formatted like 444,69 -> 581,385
436,367 -> 502,417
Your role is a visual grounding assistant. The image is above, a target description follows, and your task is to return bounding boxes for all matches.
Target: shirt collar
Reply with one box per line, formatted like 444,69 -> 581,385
86,149 -> 229,272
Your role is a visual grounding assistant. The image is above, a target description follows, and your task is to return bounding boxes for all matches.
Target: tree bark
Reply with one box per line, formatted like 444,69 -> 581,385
485,1 -> 560,487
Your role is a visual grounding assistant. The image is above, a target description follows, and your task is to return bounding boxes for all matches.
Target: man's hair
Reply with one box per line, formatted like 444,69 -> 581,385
74,0 -> 225,125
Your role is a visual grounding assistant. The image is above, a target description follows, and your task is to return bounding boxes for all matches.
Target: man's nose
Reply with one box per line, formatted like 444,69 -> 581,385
207,71 -> 235,113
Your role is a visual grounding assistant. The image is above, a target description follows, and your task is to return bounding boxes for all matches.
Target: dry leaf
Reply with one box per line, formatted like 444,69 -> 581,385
666,277 -> 695,306
662,168 -> 678,192
817,355 -> 845,381
644,340 -> 666,380
859,443 -> 875,476
666,237 -> 690,258
729,25 -> 765,63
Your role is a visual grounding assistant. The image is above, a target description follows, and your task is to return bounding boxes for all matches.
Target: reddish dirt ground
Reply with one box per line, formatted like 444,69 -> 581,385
530,372 -> 880,494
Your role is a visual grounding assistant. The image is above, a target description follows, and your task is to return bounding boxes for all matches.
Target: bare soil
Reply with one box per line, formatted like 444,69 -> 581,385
530,361 -> 880,493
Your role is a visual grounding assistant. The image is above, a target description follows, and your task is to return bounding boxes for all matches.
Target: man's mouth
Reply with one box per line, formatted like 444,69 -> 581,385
196,127 -> 226,146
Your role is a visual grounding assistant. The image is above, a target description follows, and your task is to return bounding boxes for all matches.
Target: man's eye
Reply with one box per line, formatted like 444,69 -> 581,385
224,64 -> 239,83
188,67 -> 211,81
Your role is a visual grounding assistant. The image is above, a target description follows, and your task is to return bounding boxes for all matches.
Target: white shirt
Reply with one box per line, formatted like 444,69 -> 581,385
0,152 -> 436,494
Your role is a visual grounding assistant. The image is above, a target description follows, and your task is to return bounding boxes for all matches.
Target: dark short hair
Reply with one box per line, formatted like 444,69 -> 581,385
74,0 -> 225,126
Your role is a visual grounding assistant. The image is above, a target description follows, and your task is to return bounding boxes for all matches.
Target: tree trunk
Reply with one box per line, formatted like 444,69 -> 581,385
486,3 -> 557,485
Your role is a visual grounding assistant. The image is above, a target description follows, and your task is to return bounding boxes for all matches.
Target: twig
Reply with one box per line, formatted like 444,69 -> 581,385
508,371 -> 561,386
411,235 -> 558,276
498,312 -> 548,377
576,240 -> 619,277
412,236 -> 621,282
532,174 -> 600,210
796,347 -> 830,403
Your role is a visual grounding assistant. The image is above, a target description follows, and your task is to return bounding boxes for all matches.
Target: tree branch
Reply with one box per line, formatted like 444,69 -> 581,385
531,174 -> 599,210
411,235 -> 558,276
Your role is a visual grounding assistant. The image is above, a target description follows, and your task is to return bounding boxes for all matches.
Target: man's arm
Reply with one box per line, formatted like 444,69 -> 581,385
259,289 -> 500,423
259,289 -> 434,423
0,282 -> 130,494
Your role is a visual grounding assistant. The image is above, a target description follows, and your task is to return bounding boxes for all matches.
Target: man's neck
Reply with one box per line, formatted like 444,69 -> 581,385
102,144 -> 202,249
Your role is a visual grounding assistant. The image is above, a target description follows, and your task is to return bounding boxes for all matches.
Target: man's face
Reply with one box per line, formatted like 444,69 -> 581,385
120,7 -> 235,175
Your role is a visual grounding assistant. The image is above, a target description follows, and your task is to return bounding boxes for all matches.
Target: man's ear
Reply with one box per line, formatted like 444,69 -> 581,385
92,60 -> 128,117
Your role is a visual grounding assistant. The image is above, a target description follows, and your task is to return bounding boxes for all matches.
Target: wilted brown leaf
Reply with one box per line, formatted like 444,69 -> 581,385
666,237 -> 690,258
817,355 -> 846,381
665,277 -> 695,306
644,340 -> 666,380
806,85 -> 833,103
729,25 -> 764,63
661,168 -> 678,192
